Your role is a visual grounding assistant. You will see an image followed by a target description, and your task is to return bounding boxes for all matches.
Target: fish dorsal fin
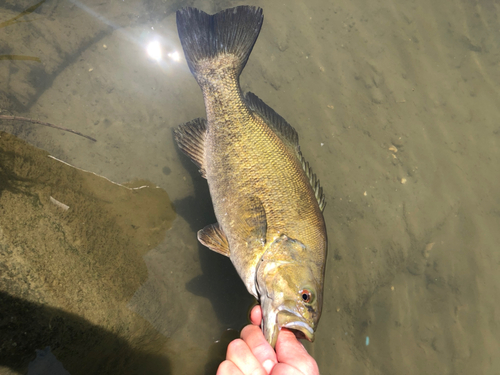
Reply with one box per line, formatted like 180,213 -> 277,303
198,223 -> 230,257
245,92 -> 326,212
298,151 -> 326,211
245,92 -> 299,151
173,118 -> 207,178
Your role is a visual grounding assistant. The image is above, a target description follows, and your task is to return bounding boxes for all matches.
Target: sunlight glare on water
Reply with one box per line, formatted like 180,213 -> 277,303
147,40 -> 162,61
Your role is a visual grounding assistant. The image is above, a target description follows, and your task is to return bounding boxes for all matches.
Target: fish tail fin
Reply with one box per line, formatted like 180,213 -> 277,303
176,6 -> 263,82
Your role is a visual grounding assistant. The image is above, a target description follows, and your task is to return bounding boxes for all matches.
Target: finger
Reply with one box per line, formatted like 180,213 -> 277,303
275,329 -> 320,375
250,305 -> 262,325
216,360 -> 244,375
241,324 -> 277,373
225,338 -> 267,375
270,363 -> 309,375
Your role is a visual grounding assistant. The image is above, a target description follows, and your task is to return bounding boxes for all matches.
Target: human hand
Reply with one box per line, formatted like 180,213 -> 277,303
217,305 -> 320,375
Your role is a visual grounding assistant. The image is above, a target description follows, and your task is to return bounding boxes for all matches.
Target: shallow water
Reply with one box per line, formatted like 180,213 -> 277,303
1,0 -> 499,374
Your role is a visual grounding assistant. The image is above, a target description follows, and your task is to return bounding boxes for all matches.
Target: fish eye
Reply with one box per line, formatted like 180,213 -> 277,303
299,289 -> 313,304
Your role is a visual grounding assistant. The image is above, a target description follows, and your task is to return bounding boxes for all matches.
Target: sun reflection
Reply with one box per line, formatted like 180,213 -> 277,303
146,41 -> 162,62
168,51 -> 180,62
146,39 -> 181,66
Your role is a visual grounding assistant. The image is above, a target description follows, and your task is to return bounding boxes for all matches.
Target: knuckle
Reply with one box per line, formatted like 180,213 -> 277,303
216,360 -> 234,375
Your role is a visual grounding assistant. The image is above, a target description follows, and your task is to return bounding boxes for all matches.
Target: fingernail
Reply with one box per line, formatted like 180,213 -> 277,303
262,359 -> 274,373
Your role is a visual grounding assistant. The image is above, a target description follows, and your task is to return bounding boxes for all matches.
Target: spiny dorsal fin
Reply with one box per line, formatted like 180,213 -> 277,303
198,223 -> 230,257
298,150 -> 326,212
173,118 -> 207,178
245,92 -> 326,211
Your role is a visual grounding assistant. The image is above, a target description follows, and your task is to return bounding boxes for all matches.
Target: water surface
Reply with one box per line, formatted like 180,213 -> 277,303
1,0 -> 499,374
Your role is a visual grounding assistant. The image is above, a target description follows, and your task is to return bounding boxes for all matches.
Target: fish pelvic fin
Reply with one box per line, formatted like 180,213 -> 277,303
245,92 -> 326,212
173,118 -> 207,178
176,6 -> 263,81
198,223 -> 230,257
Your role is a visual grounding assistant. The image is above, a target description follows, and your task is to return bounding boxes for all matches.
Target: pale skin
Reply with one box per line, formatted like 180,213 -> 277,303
217,306 -> 320,375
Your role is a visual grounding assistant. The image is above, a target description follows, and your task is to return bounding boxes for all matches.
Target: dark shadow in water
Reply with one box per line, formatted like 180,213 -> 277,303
0,292 -> 171,375
0,150 -> 34,198
204,329 -> 240,375
171,134 -> 255,366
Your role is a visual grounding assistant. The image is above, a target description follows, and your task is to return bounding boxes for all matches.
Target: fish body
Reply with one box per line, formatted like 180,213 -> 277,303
174,6 -> 327,347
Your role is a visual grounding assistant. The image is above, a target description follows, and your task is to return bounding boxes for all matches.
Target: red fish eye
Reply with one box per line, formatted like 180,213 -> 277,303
300,289 -> 312,303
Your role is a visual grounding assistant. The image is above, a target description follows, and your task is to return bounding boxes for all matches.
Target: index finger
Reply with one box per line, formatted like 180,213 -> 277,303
240,324 -> 277,373
224,338 -> 268,375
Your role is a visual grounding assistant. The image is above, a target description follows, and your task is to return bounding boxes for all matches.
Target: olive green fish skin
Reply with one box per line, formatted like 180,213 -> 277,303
175,6 -> 327,347
200,57 -> 326,294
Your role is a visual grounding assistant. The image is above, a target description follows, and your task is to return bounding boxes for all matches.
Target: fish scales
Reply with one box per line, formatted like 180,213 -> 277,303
175,6 -> 327,347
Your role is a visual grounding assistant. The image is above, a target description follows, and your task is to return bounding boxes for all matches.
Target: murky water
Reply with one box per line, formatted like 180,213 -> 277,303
1,0 -> 499,374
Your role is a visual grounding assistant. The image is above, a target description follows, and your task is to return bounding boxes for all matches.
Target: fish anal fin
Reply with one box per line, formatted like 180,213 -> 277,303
198,223 -> 230,257
173,118 -> 207,178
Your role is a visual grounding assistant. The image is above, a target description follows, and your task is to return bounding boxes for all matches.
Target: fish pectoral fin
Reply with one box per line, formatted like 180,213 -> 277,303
240,196 -> 267,243
173,118 -> 207,178
198,223 -> 230,257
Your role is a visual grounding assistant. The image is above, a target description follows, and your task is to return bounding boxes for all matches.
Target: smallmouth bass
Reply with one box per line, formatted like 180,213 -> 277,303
174,6 -> 327,347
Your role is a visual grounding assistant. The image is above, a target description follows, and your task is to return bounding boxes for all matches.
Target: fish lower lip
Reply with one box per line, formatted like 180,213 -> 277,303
276,310 -> 315,341
284,321 -> 314,335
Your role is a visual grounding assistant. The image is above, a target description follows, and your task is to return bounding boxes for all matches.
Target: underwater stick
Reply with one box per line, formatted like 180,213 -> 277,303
0,115 -> 97,142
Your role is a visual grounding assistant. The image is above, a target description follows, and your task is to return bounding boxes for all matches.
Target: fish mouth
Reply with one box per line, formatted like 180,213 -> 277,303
277,309 -> 315,342
261,299 -> 315,347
